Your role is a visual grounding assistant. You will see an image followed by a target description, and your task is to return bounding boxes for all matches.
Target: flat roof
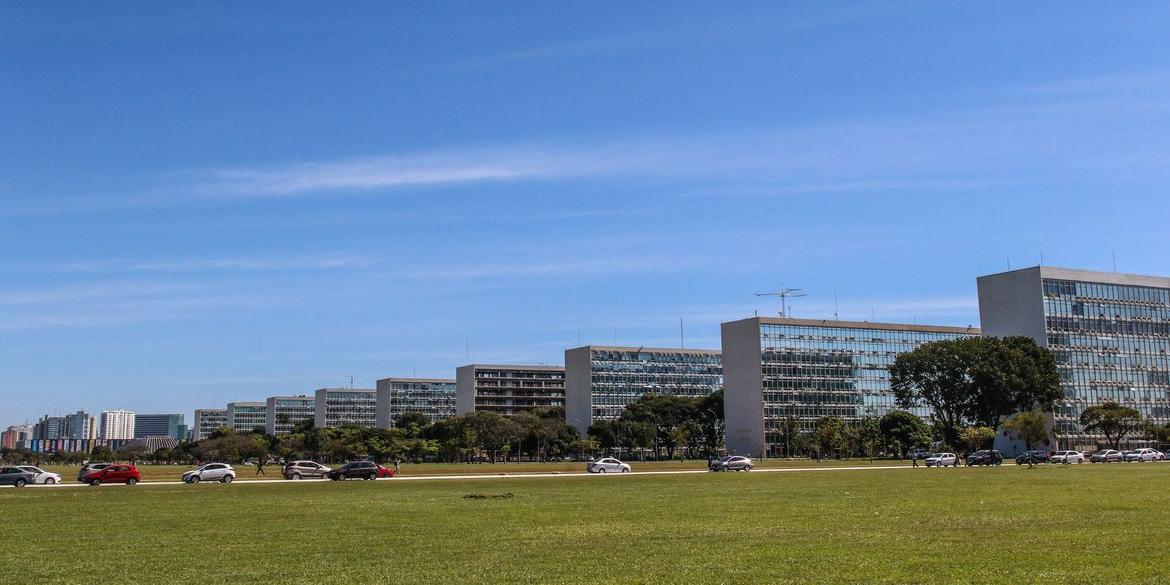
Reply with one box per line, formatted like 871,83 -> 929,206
227,401 -> 266,407
376,377 -> 456,384
729,316 -> 980,335
460,364 -> 565,371
570,345 -> 721,355
315,387 -> 375,392
978,265 -> 1170,289
266,395 -> 314,401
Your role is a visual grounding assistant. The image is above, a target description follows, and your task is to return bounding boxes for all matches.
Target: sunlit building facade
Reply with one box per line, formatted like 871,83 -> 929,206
979,266 -> 1170,450
722,317 -> 980,456
455,365 -> 565,417
265,395 -> 316,435
226,402 -> 268,433
375,377 -> 457,428
192,408 -> 227,441
314,388 -> 377,428
565,346 -> 723,433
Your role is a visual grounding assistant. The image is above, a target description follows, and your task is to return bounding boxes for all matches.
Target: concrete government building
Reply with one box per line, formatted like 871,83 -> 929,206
456,364 -> 565,416
265,395 -> 315,435
979,266 -> 1170,450
192,408 -> 227,441
375,377 -> 456,428
314,388 -> 376,428
722,317 -> 980,457
565,345 -> 723,433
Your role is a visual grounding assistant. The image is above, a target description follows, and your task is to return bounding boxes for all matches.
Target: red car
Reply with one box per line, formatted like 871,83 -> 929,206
84,463 -> 141,486
377,464 -> 395,478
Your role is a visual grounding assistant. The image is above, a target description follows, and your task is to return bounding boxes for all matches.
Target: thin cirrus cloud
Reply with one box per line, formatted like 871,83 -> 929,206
14,254 -> 379,274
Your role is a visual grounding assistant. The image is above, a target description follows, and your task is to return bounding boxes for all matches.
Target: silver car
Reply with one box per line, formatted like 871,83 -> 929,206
925,453 -> 957,467
1090,449 -> 1123,463
18,466 -> 62,484
77,462 -> 109,483
183,463 -> 236,484
586,458 -> 630,474
282,460 -> 331,480
710,456 -> 754,472
1123,448 -> 1163,462
1050,451 -> 1085,464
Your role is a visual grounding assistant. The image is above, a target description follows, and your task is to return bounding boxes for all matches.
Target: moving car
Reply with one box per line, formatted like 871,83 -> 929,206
586,458 -> 631,474
709,456 -> 753,471
18,466 -> 62,484
83,464 -> 141,486
326,461 -> 385,481
282,460 -> 332,480
925,453 -> 957,467
183,463 -> 235,484
0,466 -> 36,487
1123,448 -> 1164,462
1014,450 -> 1051,465
1050,450 -> 1085,464
77,462 -> 110,482
1090,449 -> 1123,463
965,450 -> 1003,466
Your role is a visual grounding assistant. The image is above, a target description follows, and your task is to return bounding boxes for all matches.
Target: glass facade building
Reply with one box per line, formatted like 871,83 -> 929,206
565,346 -> 723,432
456,365 -> 565,416
192,408 -> 227,441
314,388 -> 377,428
722,317 -> 980,456
226,402 -> 268,433
133,413 -> 186,439
375,378 -> 457,428
265,395 -> 316,435
979,266 -> 1170,450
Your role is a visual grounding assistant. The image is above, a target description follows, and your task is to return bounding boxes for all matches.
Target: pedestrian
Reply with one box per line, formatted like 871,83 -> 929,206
911,452 -> 919,467
256,458 -> 265,476
393,457 -> 401,474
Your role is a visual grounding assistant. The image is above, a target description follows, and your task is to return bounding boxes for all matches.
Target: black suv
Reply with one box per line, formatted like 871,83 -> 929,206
326,461 -> 381,481
966,450 -> 1003,466
1015,450 -> 1050,465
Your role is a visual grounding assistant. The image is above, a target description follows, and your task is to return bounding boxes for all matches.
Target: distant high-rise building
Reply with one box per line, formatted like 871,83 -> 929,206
66,410 -> 97,440
34,415 -> 71,440
375,377 -> 456,428
314,388 -> 376,428
192,408 -> 228,441
565,345 -> 723,433
456,364 -> 566,417
978,266 -> 1170,451
265,395 -> 316,435
226,402 -> 268,433
2,425 -> 34,449
100,410 -> 136,441
133,413 -> 186,439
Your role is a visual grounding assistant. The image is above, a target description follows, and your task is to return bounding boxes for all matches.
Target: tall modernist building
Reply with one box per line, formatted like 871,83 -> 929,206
265,395 -> 316,435
1,425 -> 34,449
978,266 -> 1170,450
134,413 -> 186,439
375,377 -> 457,428
314,388 -> 377,428
455,365 -> 566,417
565,345 -> 723,433
100,410 -> 136,441
192,408 -> 227,440
722,317 -> 980,456
66,410 -> 97,441
226,402 -> 268,432
34,415 -> 70,440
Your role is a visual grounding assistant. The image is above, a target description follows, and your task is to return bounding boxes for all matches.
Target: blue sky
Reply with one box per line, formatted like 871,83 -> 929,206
4,3 -> 1170,425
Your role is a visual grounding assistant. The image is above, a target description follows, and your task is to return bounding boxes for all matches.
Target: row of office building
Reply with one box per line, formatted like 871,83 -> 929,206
185,266 -> 1170,455
2,410 -> 188,453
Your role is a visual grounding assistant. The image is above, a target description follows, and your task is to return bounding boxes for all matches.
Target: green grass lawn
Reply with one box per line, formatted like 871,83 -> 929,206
5,464 -> 1169,583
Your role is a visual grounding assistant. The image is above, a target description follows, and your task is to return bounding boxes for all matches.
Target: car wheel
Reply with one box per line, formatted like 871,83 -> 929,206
126,478 -> 137,486
745,465 -> 752,471
598,468 -> 606,474
621,467 -> 630,473
222,475 -> 233,484
14,478 -> 26,488
190,475 -> 201,484
45,477 -> 56,485
90,479 -> 101,486
291,473 -> 301,480
368,473 -> 378,481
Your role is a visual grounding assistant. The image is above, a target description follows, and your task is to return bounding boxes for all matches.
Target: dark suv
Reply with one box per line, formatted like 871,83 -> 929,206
327,461 -> 382,481
1015,450 -> 1050,465
966,450 -> 1003,466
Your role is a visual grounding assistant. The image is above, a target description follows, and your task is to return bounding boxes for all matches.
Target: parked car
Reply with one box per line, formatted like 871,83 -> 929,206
17,466 -> 62,484
925,453 -> 957,467
282,460 -> 332,480
1123,448 -> 1164,462
906,448 -> 931,460
1050,450 -> 1085,464
709,456 -> 754,471
326,461 -> 384,481
1014,450 -> 1051,465
1090,449 -> 1123,463
586,458 -> 631,473
183,463 -> 235,484
965,450 -> 1003,466
83,464 -> 141,486
77,462 -> 110,482
0,466 -> 36,487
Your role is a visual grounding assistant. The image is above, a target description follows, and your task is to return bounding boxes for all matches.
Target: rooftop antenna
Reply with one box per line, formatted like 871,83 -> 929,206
613,326 -> 617,346
754,284 -> 807,318
465,338 -> 470,363
1112,251 -> 1118,272
833,288 -> 839,321
1040,250 -> 1045,266
345,375 -> 354,389
680,317 -> 685,349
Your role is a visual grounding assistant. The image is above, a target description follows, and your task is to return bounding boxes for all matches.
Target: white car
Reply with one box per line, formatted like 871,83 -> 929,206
182,463 -> 236,484
1123,448 -> 1164,462
586,458 -> 631,474
17,466 -> 62,484
1050,450 -> 1085,464
925,453 -> 957,467
710,456 -> 754,472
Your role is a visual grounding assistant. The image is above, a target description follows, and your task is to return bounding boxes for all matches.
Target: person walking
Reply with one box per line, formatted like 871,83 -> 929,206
393,458 -> 401,474
256,458 -> 265,476
911,451 -> 919,468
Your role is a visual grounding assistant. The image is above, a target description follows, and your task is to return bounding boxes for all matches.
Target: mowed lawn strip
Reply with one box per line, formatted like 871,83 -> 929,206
4,464 -> 1167,584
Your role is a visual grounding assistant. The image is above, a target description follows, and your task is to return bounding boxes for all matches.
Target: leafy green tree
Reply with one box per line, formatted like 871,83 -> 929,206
394,412 -> 432,439
1002,410 -> 1051,450
879,410 -> 931,457
960,426 -> 996,453
587,420 -> 620,454
465,411 -> 519,463
855,417 -> 883,459
89,445 -> 114,462
1080,401 -> 1142,450
813,416 -> 847,458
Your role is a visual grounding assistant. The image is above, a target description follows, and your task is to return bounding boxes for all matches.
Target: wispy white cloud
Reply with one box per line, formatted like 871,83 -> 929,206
18,254 -> 378,274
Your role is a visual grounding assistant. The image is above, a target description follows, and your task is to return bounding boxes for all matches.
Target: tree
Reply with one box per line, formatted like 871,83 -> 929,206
1002,410 -> 1050,450
394,412 -> 432,439
960,426 -> 996,454
90,445 -> 114,462
890,338 -> 980,449
813,416 -> 847,458
465,412 -> 518,463
855,417 -> 882,459
1080,402 -> 1142,450
879,410 -> 931,457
